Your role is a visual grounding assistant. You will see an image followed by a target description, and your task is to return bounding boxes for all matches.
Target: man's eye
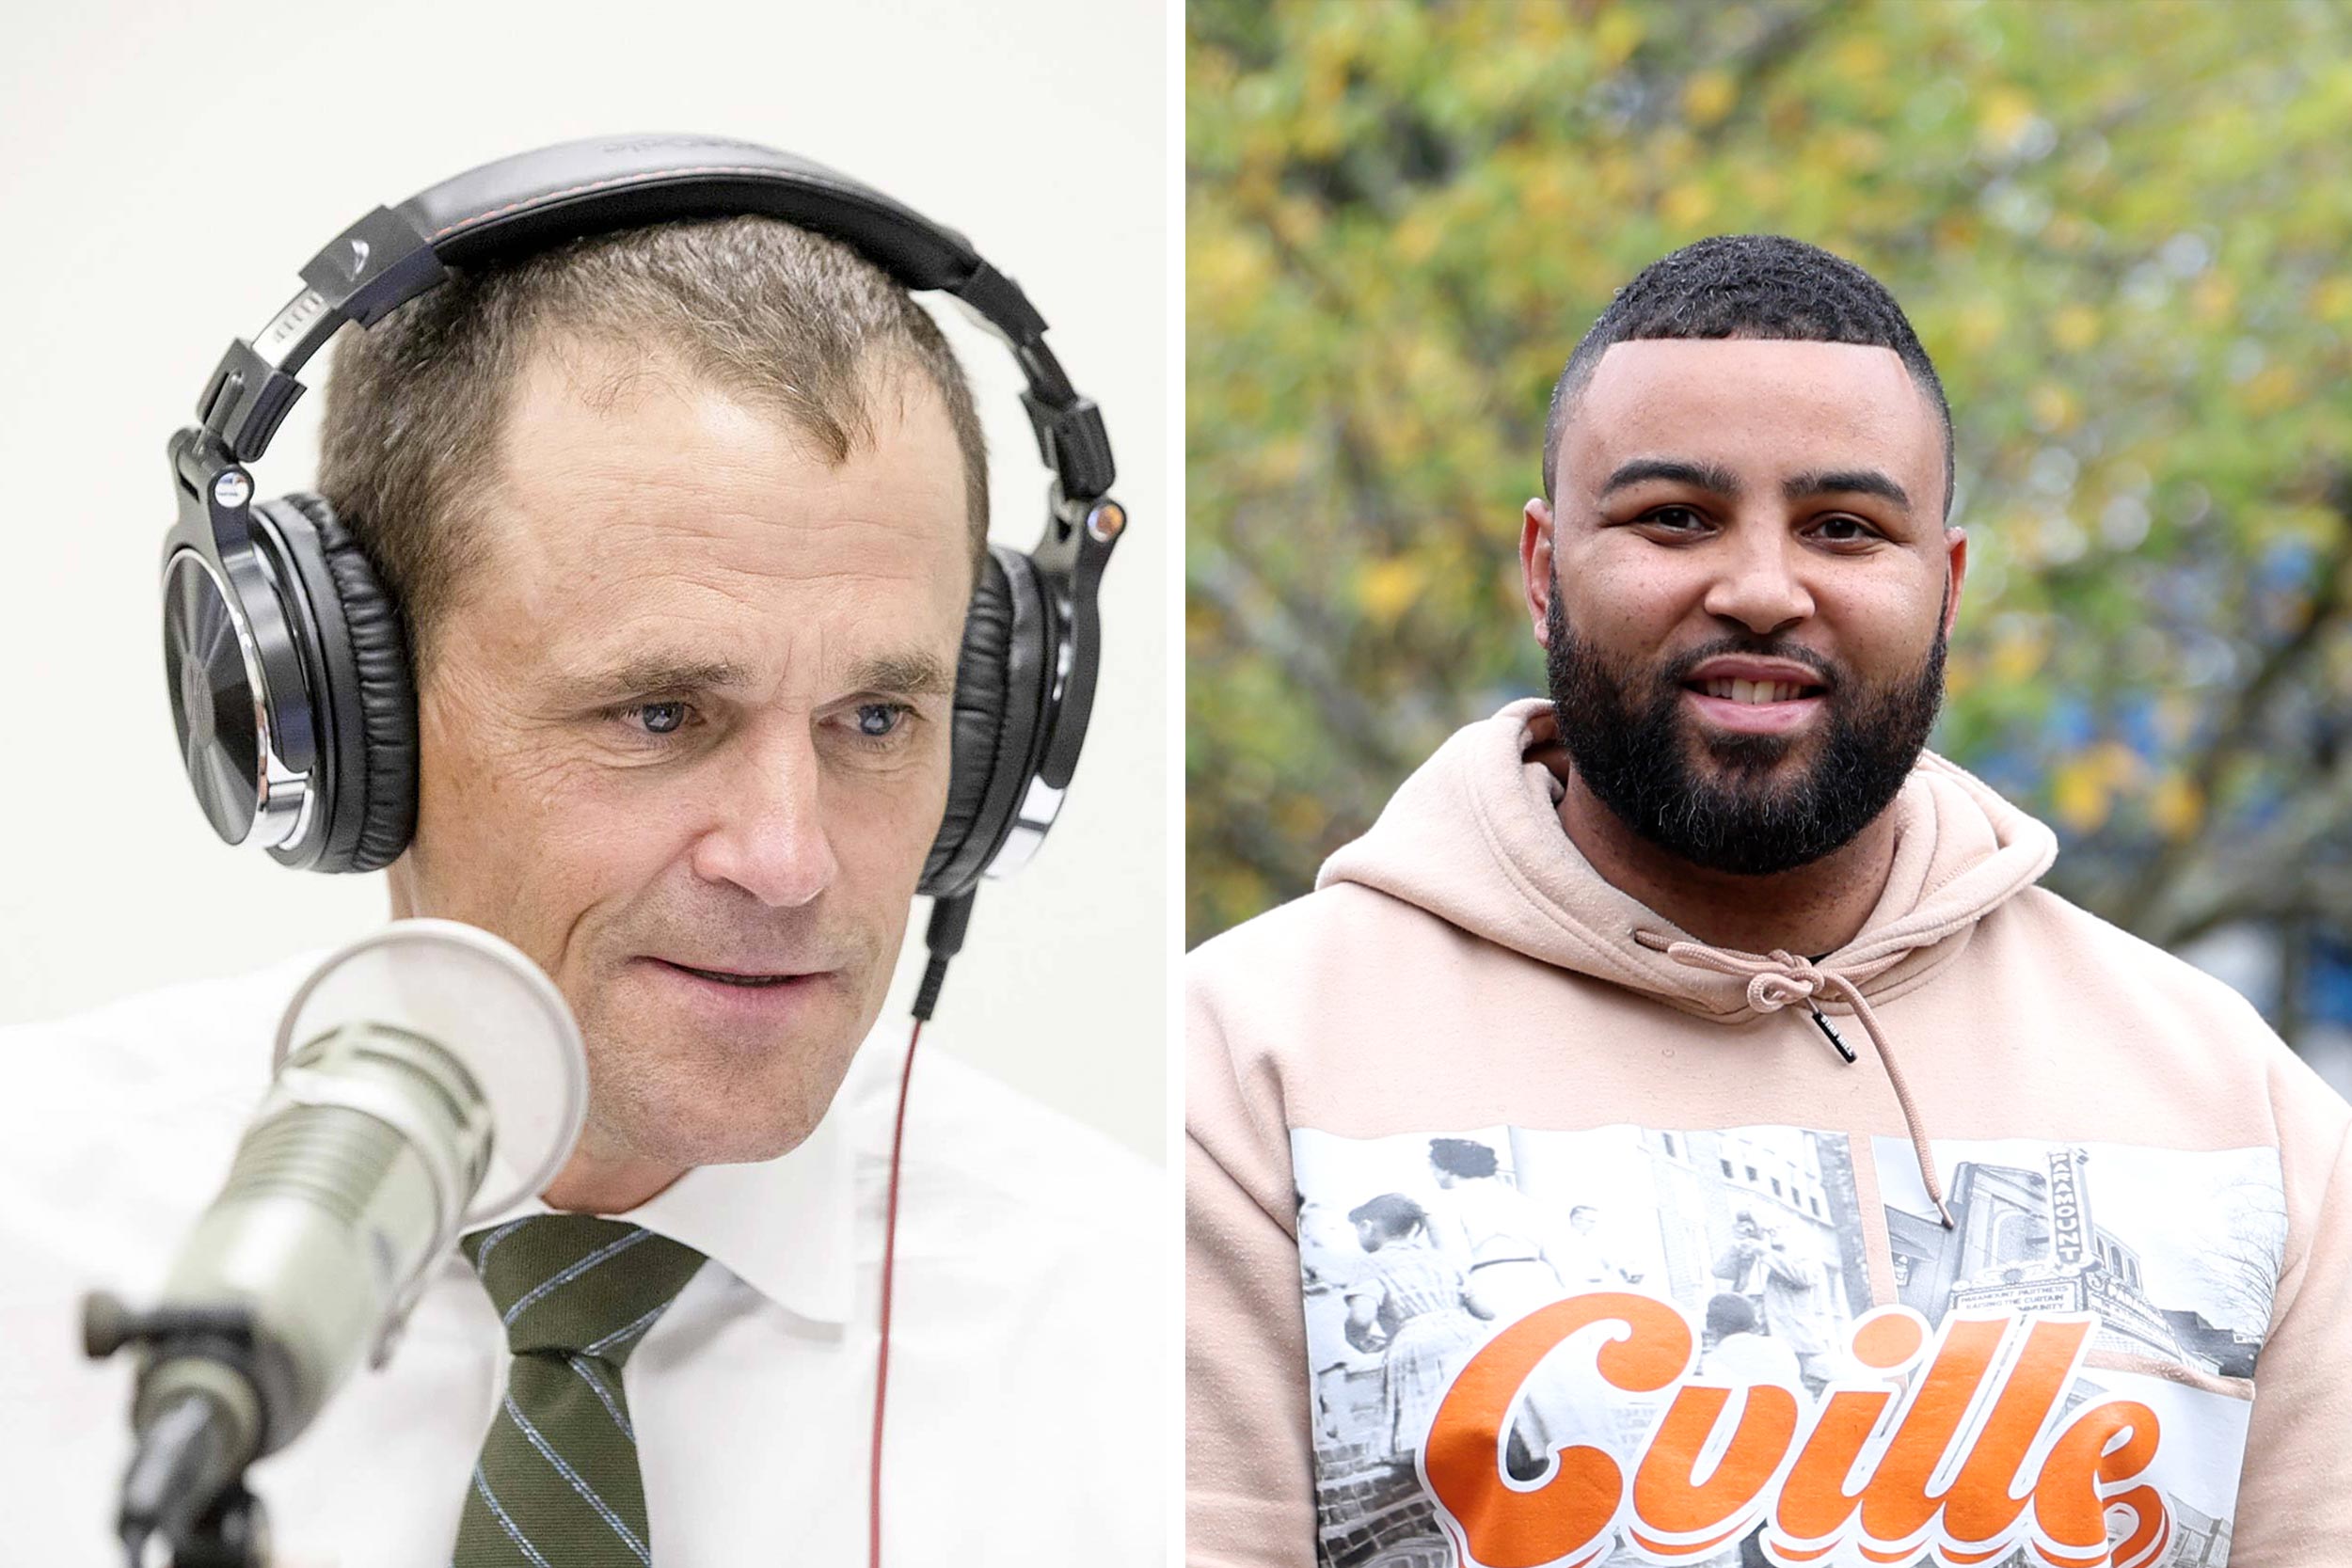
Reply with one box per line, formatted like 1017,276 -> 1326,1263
852,703 -> 911,739
1814,516 -> 1877,543
629,701 -> 691,736
1645,506 -> 1706,531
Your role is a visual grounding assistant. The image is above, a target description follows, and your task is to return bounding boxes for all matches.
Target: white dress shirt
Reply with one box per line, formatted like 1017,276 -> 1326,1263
0,952 -> 1164,1565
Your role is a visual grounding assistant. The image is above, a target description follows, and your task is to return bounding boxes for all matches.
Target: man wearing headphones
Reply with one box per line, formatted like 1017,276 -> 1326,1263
0,140 -> 1154,1565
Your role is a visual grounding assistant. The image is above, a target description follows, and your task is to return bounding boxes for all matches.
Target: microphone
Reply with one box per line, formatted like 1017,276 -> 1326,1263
84,920 -> 587,1565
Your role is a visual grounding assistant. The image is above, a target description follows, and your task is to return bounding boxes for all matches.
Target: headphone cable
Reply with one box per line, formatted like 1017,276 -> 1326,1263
871,891 -> 974,1568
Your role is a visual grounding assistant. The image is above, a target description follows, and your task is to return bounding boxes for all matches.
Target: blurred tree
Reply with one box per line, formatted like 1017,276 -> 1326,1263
1186,0 -> 2352,1057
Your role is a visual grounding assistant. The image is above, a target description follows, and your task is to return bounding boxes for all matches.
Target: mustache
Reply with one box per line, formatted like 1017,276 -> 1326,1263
1662,638 -> 1839,690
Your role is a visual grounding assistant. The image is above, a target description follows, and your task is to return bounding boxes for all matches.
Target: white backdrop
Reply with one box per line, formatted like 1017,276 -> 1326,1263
0,0 -> 1167,1161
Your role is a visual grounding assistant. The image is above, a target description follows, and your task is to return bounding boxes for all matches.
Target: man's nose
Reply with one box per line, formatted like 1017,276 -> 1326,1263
688,724 -> 839,909
1700,518 -> 1815,636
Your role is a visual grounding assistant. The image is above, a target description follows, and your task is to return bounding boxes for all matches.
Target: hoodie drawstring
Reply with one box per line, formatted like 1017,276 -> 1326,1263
1633,930 -> 1955,1230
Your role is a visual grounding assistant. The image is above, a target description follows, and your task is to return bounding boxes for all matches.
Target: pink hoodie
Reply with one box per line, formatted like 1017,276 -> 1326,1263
1189,699 -> 2350,1568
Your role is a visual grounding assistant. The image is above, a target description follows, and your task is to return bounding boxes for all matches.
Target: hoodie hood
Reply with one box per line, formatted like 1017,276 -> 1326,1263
1317,697 -> 2059,1027
1318,698 -> 2060,1227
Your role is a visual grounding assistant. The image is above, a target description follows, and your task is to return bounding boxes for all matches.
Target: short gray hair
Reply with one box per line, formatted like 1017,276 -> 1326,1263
317,214 -> 988,672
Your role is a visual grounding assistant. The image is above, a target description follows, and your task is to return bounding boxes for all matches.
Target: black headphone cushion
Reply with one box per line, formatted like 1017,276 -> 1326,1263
279,492 -> 418,873
926,549 -> 1017,896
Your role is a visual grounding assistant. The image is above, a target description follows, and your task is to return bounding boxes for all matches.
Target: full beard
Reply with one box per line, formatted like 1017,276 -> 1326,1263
1543,594 -> 1947,878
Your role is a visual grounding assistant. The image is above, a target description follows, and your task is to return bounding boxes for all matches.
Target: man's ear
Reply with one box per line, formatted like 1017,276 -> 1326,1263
1522,499 -> 1557,645
1942,525 -> 1969,640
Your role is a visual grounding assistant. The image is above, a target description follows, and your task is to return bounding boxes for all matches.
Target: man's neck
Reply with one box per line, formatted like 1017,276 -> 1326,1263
1553,768 -> 1899,958
539,1141 -> 686,1216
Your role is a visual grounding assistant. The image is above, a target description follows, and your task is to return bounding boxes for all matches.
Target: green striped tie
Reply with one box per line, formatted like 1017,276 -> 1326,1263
453,1216 -> 707,1567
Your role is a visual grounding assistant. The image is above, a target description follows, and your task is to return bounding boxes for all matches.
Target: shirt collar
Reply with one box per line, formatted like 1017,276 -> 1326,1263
471,1064 -> 855,1328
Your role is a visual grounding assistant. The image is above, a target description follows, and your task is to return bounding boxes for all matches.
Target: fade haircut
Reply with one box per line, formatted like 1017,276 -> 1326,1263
318,214 -> 989,673
1542,235 -> 1953,516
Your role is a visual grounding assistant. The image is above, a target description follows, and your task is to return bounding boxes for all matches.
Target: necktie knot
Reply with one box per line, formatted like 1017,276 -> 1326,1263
462,1215 -> 706,1365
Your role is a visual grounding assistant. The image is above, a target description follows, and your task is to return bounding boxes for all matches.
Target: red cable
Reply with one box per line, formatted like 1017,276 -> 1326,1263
869,1017 -> 922,1568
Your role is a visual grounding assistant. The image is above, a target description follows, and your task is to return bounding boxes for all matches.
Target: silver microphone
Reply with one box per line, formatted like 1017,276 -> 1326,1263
85,920 -> 587,1564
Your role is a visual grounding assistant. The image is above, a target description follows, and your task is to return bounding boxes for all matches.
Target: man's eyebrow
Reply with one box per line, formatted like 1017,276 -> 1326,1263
556,651 -> 956,704
570,657 -> 753,700
850,651 -> 957,700
1599,457 -> 1744,499
1785,468 -> 1913,514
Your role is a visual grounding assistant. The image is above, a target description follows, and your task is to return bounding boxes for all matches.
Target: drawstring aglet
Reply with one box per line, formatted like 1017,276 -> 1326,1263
1932,1195 -> 1956,1230
1806,1003 -> 1857,1063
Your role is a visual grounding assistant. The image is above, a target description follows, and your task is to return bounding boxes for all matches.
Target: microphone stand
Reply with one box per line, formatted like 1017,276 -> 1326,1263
84,1292 -> 273,1568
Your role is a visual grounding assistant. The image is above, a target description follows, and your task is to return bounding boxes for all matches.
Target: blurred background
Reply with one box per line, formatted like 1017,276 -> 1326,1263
1187,0 -> 2352,1092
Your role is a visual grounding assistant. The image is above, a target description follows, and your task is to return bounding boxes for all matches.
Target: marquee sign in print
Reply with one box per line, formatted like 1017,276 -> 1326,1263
1290,1124 -> 2284,1568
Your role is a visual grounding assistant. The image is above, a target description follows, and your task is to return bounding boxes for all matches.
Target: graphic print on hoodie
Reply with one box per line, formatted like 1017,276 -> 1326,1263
1291,1126 -> 2278,1568
1187,701 -> 2352,1568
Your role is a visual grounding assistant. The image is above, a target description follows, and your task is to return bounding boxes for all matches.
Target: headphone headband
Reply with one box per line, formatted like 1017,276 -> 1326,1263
197,134 -> 1112,503
165,133 -> 1125,887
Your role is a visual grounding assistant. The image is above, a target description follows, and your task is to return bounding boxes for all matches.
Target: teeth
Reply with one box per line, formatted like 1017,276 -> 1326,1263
1702,678 -> 1807,705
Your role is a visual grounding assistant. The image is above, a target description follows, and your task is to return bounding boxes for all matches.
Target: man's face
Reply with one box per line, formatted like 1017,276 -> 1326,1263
1527,338 -> 1964,878
391,335 -> 971,1172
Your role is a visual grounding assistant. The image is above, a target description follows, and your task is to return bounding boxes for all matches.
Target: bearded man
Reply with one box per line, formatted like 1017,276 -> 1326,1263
1187,236 -> 2352,1567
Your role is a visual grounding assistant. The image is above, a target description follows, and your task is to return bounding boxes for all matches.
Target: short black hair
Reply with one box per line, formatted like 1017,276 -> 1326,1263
1347,1192 -> 1430,1239
1705,1291 -> 1758,1339
1542,235 -> 1953,516
1428,1137 -> 1500,1179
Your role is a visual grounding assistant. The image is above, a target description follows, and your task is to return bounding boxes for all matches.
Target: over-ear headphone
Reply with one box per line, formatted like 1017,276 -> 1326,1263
162,134 -> 1124,900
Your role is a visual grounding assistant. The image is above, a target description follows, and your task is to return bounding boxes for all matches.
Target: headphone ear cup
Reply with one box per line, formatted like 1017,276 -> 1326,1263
921,546 -> 1053,900
260,493 -> 419,874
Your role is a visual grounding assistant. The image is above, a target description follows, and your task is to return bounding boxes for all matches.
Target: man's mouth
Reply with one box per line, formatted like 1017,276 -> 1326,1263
1681,677 -> 1828,705
651,958 -> 818,989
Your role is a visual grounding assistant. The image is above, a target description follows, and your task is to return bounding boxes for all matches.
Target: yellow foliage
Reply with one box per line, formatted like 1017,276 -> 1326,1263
1525,160 -> 1574,222
1682,69 -> 1738,129
2314,276 -> 2352,325
1976,87 -> 2037,153
2051,304 -> 2101,352
1394,214 -> 1442,264
2028,382 -> 2082,434
1956,298 -> 2008,354
1829,35 -> 1890,79
2241,365 -> 2302,416
1991,621 -> 2050,684
1250,436 -> 1310,486
1661,181 -> 1715,229
1594,7 -> 1645,69
2191,273 -> 2238,324
2092,741 -> 2143,788
2051,754 -> 2111,832
1189,230 -> 1272,305
2150,773 -> 2203,841
1357,556 -> 1429,626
